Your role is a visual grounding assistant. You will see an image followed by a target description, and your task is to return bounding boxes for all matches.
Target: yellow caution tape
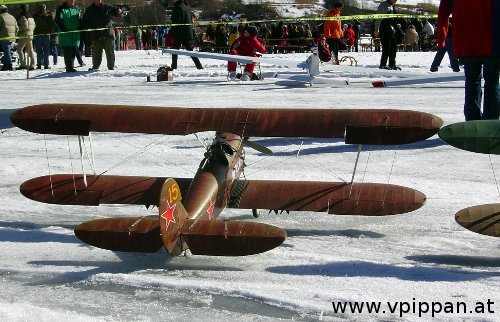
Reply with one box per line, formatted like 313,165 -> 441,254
0,0 -> 52,4
0,13 -> 438,42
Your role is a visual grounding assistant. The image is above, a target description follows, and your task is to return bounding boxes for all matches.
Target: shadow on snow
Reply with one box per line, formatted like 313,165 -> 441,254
0,220 -> 76,244
406,254 -> 500,268
266,260 -> 500,282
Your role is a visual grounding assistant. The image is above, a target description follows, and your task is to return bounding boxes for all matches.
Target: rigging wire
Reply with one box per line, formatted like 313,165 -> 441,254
99,135 -> 169,176
382,150 -> 398,206
43,134 -> 54,197
488,154 -> 500,198
354,151 -> 372,203
113,135 -> 197,175
245,137 -> 346,182
99,133 -> 202,176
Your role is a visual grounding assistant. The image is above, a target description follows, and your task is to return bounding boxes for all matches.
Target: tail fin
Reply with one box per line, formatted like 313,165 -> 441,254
159,178 -> 189,256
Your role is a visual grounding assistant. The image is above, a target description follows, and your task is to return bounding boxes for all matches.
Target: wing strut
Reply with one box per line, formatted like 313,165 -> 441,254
77,134 -> 98,187
348,144 -> 363,203
78,135 -> 88,187
66,135 -> 78,195
350,144 -> 363,185
43,134 -> 54,197
88,133 -> 97,174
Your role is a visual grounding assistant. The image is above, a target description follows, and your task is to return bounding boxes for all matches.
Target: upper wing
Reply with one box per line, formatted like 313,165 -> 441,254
229,179 -> 426,216
163,48 -> 301,68
11,104 -> 443,145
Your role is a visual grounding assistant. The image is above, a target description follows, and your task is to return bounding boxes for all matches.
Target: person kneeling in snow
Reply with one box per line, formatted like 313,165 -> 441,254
227,26 -> 266,81
317,36 -> 332,63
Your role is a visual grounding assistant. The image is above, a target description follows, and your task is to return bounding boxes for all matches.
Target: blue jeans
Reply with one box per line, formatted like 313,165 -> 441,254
431,37 -> 460,72
50,43 -> 58,65
0,40 -> 12,66
34,35 -> 50,67
463,58 -> 500,120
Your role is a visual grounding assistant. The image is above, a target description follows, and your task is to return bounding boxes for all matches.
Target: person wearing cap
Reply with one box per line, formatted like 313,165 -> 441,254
437,0 -> 499,121
376,0 -> 399,70
16,3 -> 36,70
33,4 -> 56,69
0,5 -> 19,71
55,0 -> 81,72
323,1 -> 343,65
82,0 -> 121,70
227,26 -> 265,81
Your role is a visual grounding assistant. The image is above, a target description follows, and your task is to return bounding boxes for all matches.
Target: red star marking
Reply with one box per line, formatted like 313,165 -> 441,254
161,201 -> 176,229
206,199 -> 215,220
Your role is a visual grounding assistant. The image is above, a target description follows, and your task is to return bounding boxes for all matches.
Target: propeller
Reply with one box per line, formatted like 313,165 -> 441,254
242,138 -> 273,154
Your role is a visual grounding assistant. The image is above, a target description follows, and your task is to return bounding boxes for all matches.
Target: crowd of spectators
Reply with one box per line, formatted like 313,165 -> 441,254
1,2 -> 442,72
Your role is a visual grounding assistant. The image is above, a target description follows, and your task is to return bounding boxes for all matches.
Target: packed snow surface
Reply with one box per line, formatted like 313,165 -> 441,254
0,49 -> 498,321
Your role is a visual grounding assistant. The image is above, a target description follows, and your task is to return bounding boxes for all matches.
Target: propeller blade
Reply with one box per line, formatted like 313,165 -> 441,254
243,139 -> 273,154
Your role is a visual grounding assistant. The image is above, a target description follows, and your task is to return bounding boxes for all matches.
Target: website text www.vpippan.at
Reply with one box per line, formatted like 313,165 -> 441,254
331,299 -> 495,318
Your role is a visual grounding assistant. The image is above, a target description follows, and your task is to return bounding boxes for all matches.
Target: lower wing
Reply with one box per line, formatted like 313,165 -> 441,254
21,175 -> 425,216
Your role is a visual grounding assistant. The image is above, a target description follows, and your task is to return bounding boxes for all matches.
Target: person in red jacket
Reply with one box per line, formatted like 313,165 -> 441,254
343,23 -> 355,51
227,26 -> 266,81
437,0 -> 499,120
323,1 -> 343,64
317,36 -> 331,63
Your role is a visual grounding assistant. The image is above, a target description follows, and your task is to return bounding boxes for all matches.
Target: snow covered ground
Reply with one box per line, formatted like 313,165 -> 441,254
0,49 -> 498,321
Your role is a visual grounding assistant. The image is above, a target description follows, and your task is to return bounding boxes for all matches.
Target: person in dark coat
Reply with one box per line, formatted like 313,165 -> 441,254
33,4 -> 56,69
376,0 -> 399,70
82,0 -> 121,70
437,0 -> 499,121
170,0 -> 202,70
394,23 -> 404,45
430,20 -> 459,73
352,19 -> 361,52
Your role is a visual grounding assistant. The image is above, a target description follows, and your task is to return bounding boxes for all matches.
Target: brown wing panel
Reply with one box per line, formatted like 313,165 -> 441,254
10,104 -> 442,144
455,204 -> 500,237
74,217 -> 162,253
20,174 -> 192,206
233,180 -> 426,216
181,219 -> 286,256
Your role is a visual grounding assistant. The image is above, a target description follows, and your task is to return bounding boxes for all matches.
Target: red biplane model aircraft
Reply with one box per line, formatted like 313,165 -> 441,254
11,104 -> 443,256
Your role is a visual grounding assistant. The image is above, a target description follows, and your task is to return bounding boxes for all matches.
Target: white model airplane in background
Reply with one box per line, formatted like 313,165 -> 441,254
162,48 -> 464,87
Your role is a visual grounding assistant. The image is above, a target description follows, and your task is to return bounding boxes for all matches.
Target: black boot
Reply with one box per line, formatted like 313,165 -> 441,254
193,57 -> 203,69
171,54 -> 177,69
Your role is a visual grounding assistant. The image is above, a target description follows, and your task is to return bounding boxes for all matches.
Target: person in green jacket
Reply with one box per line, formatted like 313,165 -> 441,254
55,0 -> 80,72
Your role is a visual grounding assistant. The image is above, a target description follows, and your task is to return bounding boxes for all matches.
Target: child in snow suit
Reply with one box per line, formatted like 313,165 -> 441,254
227,26 -> 266,81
